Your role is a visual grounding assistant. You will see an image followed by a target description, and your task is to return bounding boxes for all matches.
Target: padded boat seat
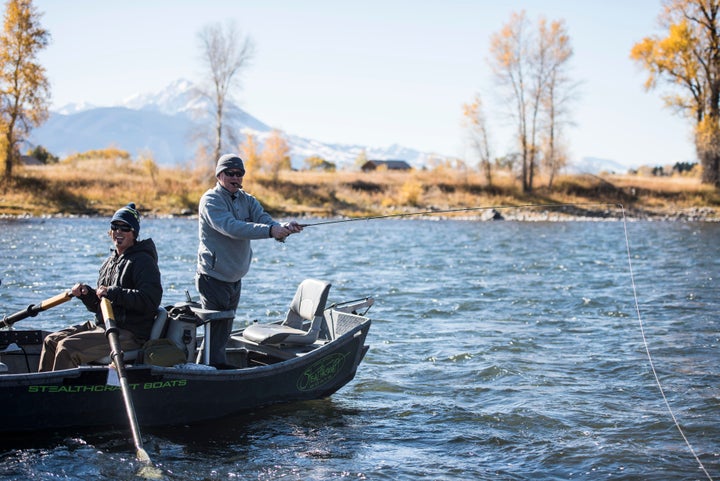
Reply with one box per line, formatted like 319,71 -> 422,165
94,306 -> 168,364
243,279 -> 330,346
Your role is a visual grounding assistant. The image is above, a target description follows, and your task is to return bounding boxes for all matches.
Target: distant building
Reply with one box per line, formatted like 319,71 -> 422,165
361,160 -> 412,172
20,155 -> 42,166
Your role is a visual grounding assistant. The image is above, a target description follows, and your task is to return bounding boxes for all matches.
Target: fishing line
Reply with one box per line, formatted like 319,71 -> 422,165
302,201 -> 713,478
299,202 -> 618,226
619,205 -> 714,481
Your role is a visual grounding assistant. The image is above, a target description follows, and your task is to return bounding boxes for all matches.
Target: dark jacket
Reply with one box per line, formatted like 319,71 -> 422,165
78,238 -> 163,341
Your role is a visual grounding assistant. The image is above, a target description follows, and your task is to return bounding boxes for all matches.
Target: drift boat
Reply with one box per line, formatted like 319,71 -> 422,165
0,278 -> 372,433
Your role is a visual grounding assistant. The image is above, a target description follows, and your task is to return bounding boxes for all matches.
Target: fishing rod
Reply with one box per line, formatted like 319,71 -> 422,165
298,202 -> 622,227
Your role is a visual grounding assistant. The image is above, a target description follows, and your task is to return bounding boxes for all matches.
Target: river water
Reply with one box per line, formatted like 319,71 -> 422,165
0,215 -> 718,480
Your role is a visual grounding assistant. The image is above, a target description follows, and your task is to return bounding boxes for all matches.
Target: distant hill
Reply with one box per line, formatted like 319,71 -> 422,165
28,79 -> 436,169
570,157 -> 635,175
31,106 -> 198,166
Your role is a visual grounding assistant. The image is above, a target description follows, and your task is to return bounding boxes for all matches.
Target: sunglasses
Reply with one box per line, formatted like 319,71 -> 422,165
224,170 -> 245,178
110,224 -> 133,232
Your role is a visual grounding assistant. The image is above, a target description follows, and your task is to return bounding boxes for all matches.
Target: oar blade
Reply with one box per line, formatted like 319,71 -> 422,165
137,447 -> 151,464
137,465 -> 164,480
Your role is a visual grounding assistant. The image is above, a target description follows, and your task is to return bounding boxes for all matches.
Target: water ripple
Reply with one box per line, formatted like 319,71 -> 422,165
0,219 -> 718,480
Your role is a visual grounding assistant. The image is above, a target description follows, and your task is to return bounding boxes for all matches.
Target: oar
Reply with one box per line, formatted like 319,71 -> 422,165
0,290 -> 73,329
99,298 -> 153,466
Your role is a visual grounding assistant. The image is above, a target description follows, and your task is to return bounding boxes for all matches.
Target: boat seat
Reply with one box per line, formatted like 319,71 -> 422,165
94,306 -> 169,365
242,279 -> 331,346
185,306 -> 235,365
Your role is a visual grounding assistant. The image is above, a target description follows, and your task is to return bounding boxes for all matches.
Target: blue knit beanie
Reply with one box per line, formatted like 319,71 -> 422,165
111,203 -> 140,234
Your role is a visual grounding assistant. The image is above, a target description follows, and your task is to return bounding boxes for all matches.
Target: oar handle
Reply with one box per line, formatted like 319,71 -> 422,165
40,290 -> 73,310
0,290 -> 73,329
100,298 -> 118,334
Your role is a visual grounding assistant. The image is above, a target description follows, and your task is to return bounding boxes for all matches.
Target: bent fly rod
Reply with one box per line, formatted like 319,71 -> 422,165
298,202 -> 620,227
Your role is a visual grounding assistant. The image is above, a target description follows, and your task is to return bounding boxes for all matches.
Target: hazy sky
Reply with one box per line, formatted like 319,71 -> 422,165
33,0 -> 693,169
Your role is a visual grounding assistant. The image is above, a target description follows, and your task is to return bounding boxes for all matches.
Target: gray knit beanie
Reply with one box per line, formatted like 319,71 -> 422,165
215,154 -> 245,177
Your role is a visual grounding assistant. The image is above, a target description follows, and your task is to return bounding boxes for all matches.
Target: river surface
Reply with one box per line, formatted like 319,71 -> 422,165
0,215 -> 718,480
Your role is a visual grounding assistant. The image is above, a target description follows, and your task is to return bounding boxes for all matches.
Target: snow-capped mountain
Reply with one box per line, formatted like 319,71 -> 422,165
121,78 -> 200,115
569,157 -> 632,175
28,79 -> 433,169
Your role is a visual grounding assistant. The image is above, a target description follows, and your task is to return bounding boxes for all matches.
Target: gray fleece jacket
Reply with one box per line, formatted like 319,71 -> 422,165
197,183 -> 280,283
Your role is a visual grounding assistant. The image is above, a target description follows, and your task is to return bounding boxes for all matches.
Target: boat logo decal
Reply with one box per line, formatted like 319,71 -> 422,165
297,352 -> 348,391
27,379 -> 188,393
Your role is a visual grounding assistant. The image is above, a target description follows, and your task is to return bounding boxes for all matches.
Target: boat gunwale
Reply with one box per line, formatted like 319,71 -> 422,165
0,311 -> 371,384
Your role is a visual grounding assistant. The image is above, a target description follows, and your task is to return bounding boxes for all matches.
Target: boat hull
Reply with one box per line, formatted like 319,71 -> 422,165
0,315 -> 370,433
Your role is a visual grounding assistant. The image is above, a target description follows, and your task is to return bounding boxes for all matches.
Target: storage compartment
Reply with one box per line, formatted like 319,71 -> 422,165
165,318 -> 197,361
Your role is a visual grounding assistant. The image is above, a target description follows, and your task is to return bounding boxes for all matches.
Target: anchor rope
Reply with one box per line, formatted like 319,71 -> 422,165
619,205 -> 713,481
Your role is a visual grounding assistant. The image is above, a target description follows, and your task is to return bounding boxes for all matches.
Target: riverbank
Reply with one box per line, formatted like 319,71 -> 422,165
1,159 -> 718,221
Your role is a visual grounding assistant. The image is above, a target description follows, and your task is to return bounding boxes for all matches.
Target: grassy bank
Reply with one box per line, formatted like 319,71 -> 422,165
1,157 -> 719,220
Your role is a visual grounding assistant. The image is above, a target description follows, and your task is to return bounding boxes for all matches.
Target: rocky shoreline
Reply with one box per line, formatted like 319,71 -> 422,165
482,205 -> 719,222
1,205 -> 718,222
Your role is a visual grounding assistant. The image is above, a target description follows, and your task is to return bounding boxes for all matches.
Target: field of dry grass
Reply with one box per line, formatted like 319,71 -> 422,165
1,156 -> 719,220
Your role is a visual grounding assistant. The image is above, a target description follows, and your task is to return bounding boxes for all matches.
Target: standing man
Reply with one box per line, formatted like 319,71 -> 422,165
196,154 -> 303,368
39,203 -> 163,371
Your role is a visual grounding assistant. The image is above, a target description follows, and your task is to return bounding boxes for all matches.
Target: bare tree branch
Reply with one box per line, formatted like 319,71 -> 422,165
196,20 -> 254,166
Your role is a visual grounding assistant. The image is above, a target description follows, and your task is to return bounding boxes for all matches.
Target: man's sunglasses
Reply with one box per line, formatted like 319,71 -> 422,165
110,224 -> 133,232
224,170 -> 245,178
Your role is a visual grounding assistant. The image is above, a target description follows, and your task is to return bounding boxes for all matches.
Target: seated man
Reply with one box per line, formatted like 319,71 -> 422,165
38,203 -> 163,371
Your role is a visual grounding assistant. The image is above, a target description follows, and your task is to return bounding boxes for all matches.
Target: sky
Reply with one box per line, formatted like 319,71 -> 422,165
33,0 -> 695,169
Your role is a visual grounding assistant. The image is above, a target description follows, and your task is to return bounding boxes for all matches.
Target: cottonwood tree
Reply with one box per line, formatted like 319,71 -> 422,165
196,21 -> 254,165
489,11 -> 533,192
631,0 -> 720,187
0,0 -> 50,183
304,155 -> 336,172
488,11 -> 575,192
239,132 -> 260,173
538,17 -> 575,188
261,129 -> 291,182
354,148 -> 368,171
462,93 -> 493,186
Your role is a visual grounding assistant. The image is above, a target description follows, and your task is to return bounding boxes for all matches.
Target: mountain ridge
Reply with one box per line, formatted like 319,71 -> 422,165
29,79 -> 434,169
29,79 -> 627,174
